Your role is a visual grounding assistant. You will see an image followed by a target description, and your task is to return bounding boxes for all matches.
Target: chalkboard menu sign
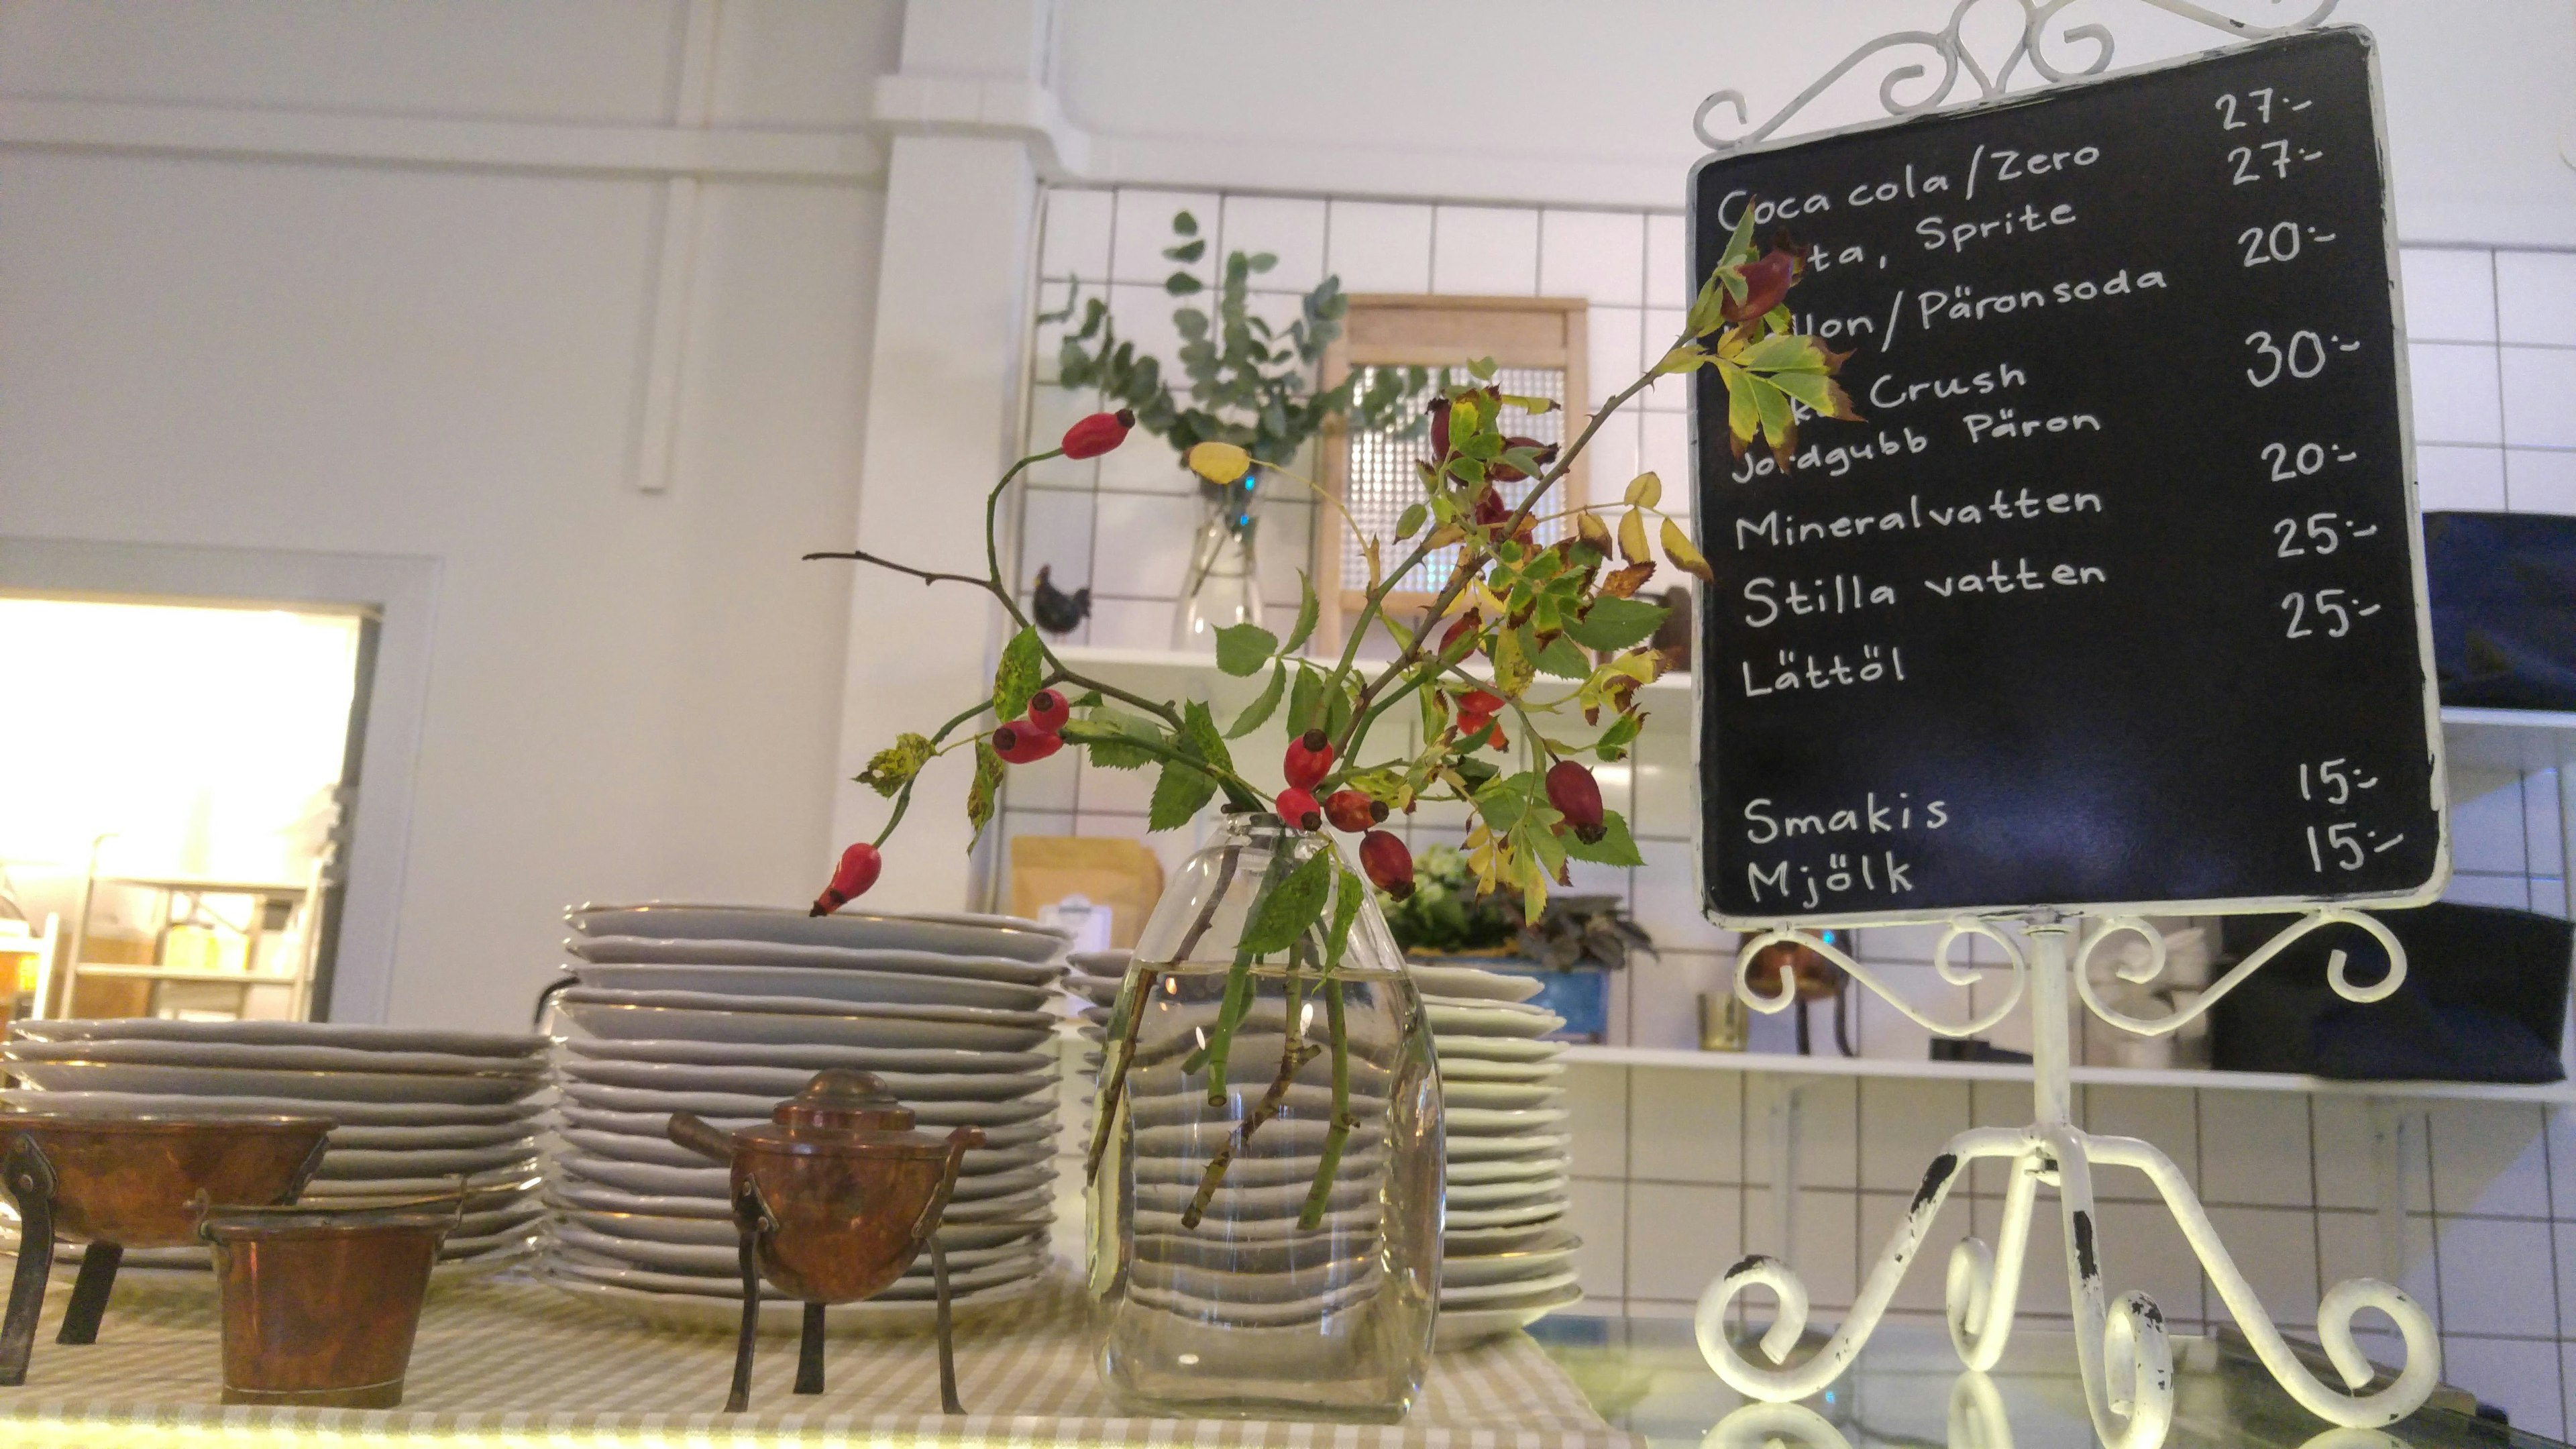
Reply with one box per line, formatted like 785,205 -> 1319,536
1691,28 -> 2447,926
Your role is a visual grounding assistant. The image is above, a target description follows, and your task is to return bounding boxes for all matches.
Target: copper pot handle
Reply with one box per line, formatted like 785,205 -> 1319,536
666,1112 -> 736,1166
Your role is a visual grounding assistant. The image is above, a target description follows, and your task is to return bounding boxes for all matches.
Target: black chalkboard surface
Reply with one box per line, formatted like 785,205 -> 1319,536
1691,28 -> 2447,926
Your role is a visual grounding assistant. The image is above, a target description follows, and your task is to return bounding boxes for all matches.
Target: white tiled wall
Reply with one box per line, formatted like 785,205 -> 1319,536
1011,186 -> 2576,1432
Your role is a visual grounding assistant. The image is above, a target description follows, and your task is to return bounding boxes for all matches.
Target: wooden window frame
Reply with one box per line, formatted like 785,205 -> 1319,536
1316,295 -> 1589,651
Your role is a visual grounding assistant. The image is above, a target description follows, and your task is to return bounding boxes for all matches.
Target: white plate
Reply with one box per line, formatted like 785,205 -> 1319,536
7,1019 -> 544,1057
553,1126 -> 1054,1176
554,1081 -> 1053,1127
551,1154 -> 1054,1202
315,1142 -> 540,1178
545,1244 -> 1046,1300
550,1221 -> 1042,1277
565,935 -> 1061,987
1,1089 -> 547,1126
1445,1132 -> 1570,1164
1440,1266 -> 1580,1307
1423,1000 -> 1566,1039
2,1061 -> 545,1106
1430,1036 -> 1561,1063
1442,1082 -> 1563,1112
557,987 -> 1053,1029
1436,1058 -> 1564,1084
1062,974 -> 1123,1008
1444,1246 -> 1580,1291
553,1103 -> 1058,1153
1448,1175 -> 1569,1208
566,905 -> 1068,963
1445,1155 -> 1564,1186
327,1121 -> 539,1150
2,1039 -> 542,1078
1434,1283 -> 1585,1348
1444,1106 -> 1568,1136
558,1035 -> 1054,1078
558,963 -> 1051,1013
557,1204 -> 1044,1253
532,1265 -> 1048,1333
554,1000 -> 1051,1053
1404,964 -> 1545,1004
301,1171 -> 541,1199
1448,1197 -> 1566,1229
556,1056 -> 1056,1102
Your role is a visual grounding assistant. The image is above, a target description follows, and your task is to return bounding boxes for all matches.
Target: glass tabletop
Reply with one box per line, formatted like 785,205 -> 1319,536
1532,1316 -> 2559,1449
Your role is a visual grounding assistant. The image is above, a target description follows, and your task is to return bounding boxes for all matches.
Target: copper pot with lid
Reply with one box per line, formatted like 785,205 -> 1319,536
667,1069 -> 984,1413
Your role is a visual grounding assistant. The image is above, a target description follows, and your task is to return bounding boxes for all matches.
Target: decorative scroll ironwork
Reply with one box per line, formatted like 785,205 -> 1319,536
1694,0 -> 2341,154
2074,908 -> 2406,1036
1733,920 -> 2027,1038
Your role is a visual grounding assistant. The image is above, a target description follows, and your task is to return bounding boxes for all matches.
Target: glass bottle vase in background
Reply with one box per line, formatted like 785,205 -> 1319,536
1171,474 -> 1264,650
1087,813 -> 1441,1422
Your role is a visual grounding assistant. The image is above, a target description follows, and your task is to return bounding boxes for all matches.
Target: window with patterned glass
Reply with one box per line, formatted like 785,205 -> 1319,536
1317,298 -> 1590,648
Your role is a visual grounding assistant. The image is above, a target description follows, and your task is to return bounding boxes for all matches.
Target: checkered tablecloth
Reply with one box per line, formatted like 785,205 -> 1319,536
0,1269 -> 1635,1448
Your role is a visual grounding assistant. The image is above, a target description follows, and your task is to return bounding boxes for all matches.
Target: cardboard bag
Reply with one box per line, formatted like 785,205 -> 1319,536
1008,837 -> 1164,951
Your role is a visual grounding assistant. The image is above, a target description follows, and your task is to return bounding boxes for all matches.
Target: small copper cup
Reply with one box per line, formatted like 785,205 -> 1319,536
197,1199 -> 457,1408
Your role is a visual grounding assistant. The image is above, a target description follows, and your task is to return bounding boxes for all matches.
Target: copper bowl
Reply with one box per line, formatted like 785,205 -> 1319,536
3,1114 -> 334,1248
200,1201 -> 453,1409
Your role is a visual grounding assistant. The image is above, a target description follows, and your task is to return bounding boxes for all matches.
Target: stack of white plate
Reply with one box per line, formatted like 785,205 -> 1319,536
1061,952 -> 1582,1347
537,904 -> 1070,1329
1,1018 -> 550,1279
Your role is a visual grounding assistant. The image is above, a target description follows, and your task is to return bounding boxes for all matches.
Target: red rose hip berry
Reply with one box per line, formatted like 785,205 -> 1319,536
1359,830 -> 1415,900
1060,409 -> 1134,460
810,841 -> 882,916
1324,788 -> 1387,833
1025,688 -> 1069,733
1275,787 -> 1324,832
992,722 -> 1063,764
1546,758 -> 1607,843
1283,729 -> 1334,790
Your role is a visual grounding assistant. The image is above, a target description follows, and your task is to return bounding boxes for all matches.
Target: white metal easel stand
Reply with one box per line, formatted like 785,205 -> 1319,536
1693,914 -> 2440,1448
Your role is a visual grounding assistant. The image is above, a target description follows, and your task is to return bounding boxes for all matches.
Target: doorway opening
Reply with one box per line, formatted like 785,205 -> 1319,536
0,592 -> 376,1024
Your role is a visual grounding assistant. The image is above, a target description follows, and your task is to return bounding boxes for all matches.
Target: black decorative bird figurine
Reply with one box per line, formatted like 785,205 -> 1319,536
1032,565 -> 1091,635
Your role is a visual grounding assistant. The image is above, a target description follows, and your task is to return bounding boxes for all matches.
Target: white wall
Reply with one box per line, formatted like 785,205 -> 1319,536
0,0 -> 902,1028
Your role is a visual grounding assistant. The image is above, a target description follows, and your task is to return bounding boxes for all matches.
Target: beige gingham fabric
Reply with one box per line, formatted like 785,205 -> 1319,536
0,1271 -> 1636,1448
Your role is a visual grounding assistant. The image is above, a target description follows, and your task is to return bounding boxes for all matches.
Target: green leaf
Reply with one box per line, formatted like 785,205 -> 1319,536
1593,712 -> 1644,762
1563,596 -> 1670,653
1239,847 -> 1335,957
1214,622 -> 1279,677
1165,273 -> 1205,297
1248,252 -> 1278,273
1280,573 -> 1320,655
1326,863 -> 1365,967
1749,373 -> 1794,445
1287,664 -> 1324,735
1563,809 -> 1644,867
1226,662 -> 1287,739
1071,709 -> 1165,770
1738,334 -> 1831,372
1324,679 -> 1355,743
1162,238 -> 1207,263
1533,633 -> 1593,680
992,627 -> 1044,723
1180,700 -> 1233,775
1148,751 -> 1219,832
1472,771 -> 1550,834
854,732 -> 935,797
966,740 -> 1004,847
1766,368 -> 1858,421
1466,356 -> 1498,381
1395,502 -> 1427,540
1171,210 -> 1199,237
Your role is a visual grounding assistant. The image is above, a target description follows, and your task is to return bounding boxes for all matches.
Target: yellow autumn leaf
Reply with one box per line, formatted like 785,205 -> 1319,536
1185,441 -> 1252,484
1617,508 -> 1650,566
1624,472 -> 1662,509
1576,511 -> 1613,553
1660,517 -> 1714,583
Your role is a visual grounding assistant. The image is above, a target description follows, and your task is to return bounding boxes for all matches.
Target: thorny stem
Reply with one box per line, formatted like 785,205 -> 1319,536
1087,846 -> 1241,1183
1181,842 -> 1299,1087
1180,939 -> 1316,1228
1057,717 -> 1263,812
1297,979 -> 1354,1230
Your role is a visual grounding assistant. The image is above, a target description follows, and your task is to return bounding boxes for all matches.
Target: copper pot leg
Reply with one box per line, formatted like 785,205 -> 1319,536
933,1236 -> 963,1415
724,1219 -> 759,1413
55,1243 -> 119,1345
794,1303 -> 826,1395
0,1134 -> 60,1387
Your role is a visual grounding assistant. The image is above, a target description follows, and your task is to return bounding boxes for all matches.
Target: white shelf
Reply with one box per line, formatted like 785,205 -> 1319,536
1558,1042 -> 2576,1103
70,965 -> 292,984
2436,706 -> 2576,771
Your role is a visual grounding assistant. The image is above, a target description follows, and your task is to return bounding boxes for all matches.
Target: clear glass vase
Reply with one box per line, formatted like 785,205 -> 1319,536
1171,475 -> 1265,651
1088,813 -> 1441,1422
